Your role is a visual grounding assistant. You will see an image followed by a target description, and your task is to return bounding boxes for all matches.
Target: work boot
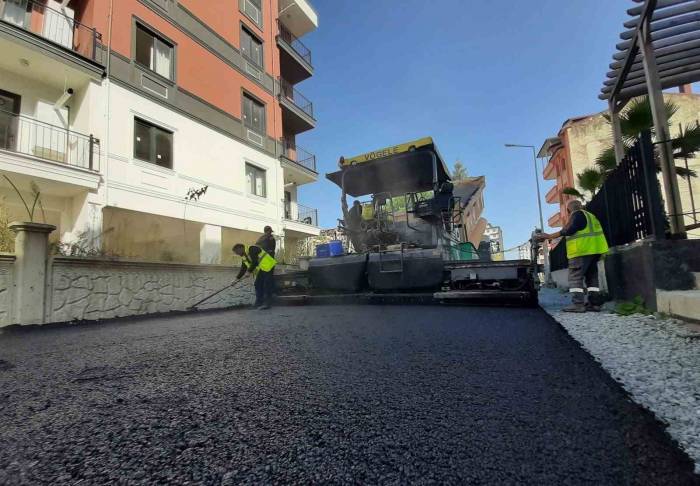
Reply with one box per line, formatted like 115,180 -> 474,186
562,303 -> 586,313
585,302 -> 601,312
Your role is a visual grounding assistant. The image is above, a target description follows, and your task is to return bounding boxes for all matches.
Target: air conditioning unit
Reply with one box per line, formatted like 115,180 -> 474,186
245,61 -> 262,80
247,129 -> 264,146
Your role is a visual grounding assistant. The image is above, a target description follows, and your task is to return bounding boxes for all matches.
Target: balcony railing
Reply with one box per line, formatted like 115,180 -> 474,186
278,77 -> 314,119
281,139 -> 317,172
285,202 -> 318,226
277,20 -> 312,66
0,109 -> 100,171
0,0 -> 103,62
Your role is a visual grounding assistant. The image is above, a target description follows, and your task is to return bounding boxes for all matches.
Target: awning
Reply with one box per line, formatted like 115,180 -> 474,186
600,0 -> 700,102
326,149 -> 451,197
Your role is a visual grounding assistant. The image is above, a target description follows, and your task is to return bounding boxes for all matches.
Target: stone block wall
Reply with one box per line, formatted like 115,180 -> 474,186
46,257 -> 254,324
0,255 -> 15,326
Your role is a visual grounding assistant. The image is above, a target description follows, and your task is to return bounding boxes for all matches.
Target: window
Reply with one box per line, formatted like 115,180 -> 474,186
242,94 -> 265,134
135,24 -> 174,80
242,0 -> 262,27
134,118 -> 173,169
246,163 -> 266,197
240,26 -> 263,68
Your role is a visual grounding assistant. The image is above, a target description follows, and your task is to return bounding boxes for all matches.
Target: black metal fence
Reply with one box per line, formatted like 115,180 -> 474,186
280,139 -> 317,172
0,109 -> 100,171
550,131 -> 664,271
277,21 -> 312,66
278,77 -> 314,119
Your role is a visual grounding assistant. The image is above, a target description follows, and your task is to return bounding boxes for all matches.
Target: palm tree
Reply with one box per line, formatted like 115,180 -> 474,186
564,95 -> 698,198
452,160 -> 467,181
561,168 -> 604,201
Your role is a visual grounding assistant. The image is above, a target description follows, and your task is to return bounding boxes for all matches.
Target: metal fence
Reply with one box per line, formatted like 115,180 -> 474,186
278,77 -> 314,119
277,21 -> 312,66
1,0 -> 103,62
0,110 -> 100,171
280,139 -> 317,172
550,131 -> 664,271
284,203 -> 318,226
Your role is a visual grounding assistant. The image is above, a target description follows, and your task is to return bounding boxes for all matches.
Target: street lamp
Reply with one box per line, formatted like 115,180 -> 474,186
505,143 -> 550,284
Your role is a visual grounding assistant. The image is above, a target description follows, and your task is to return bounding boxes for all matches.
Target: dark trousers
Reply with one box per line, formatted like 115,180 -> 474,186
254,268 -> 275,306
568,255 -> 600,304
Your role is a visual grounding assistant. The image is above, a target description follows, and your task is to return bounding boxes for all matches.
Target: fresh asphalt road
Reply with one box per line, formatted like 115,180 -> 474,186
0,305 -> 698,485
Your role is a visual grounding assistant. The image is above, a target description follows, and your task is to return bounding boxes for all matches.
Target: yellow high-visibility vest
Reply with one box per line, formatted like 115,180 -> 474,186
243,245 -> 276,274
566,210 -> 609,258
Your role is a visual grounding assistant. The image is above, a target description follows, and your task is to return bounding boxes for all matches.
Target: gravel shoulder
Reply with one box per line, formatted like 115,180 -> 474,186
1,304 -> 699,484
540,288 -> 700,474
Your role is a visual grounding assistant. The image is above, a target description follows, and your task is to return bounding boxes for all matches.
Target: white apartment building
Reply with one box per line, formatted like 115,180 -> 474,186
0,0 -> 320,264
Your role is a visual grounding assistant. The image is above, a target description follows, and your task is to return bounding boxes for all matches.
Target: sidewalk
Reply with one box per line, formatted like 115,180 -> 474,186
540,289 -> 700,474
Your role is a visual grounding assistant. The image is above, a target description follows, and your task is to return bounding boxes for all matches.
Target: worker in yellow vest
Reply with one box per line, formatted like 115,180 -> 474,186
538,200 -> 609,313
232,243 -> 277,310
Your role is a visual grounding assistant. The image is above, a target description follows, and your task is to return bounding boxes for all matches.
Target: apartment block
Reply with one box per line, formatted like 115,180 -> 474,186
0,0 -> 320,263
538,91 -> 700,233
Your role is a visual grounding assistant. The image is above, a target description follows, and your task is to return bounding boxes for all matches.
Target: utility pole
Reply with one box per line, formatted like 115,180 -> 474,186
505,144 -> 550,284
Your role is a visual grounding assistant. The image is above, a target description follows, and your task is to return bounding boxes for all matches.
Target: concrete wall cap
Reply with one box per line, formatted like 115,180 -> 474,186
8,222 -> 57,234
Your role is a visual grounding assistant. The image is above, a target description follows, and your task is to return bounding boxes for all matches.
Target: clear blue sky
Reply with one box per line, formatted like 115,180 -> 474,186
295,0 -> 628,251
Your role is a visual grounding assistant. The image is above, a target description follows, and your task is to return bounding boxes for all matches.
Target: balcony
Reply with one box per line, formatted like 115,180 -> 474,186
277,20 -> 313,84
548,212 -> 563,228
278,0 -> 318,38
280,139 -> 317,185
545,184 -> 559,204
283,201 -> 320,237
0,0 -> 104,82
0,109 -> 101,191
278,77 -> 315,134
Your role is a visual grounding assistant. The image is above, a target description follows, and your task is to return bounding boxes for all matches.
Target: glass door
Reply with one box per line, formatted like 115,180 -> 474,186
0,90 -> 21,151
2,0 -> 28,27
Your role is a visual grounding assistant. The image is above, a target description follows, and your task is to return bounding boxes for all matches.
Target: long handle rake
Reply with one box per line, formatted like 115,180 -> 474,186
187,278 -> 246,311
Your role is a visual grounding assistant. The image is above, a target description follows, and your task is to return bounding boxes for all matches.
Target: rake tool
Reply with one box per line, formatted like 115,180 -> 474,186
187,278 -> 247,311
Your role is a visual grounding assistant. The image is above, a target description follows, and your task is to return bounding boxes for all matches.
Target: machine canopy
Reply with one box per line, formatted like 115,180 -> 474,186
327,146 -> 451,197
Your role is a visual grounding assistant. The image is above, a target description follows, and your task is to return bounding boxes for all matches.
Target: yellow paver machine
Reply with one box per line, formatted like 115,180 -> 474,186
277,137 -> 541,306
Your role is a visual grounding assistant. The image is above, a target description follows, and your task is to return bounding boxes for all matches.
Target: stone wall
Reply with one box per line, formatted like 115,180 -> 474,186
0,254 -> 14,326
46,257 -> 255,323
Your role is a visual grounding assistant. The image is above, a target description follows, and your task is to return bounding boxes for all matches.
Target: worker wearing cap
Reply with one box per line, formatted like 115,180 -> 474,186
256,225 -> 276,257
232,243 -> 277,310
538,199 -> 609,313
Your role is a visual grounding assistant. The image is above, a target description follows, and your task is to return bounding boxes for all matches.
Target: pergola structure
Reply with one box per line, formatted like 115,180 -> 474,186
600,0 -> 700,237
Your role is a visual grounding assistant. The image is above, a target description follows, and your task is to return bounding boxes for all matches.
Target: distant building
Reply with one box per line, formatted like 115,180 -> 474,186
538,89 -> 700,232
453,176 -> 487,247
483,223 -> 504,261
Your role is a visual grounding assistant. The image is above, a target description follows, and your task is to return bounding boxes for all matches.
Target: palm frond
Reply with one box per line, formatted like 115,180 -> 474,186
674,164 -> 698,179
673,123 -> 700,160
577,168 -> 604,197
561,187 -> 584,199
619,96 -> 679,144
595,146 -> 618,174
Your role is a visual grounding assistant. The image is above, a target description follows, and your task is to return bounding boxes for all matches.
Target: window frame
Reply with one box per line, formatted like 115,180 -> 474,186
245,162 -> 267,198
240,0 -> 263,30
133,117 -> 174,169
241,92 -> 266,135
240,23 -> 264,69
133,21 -> 176,82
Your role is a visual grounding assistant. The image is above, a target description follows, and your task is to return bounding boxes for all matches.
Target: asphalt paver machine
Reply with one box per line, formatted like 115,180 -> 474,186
277,137 -> 541,306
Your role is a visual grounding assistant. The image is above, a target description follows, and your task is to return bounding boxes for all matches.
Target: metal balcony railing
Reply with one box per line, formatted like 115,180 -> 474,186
281,139 -> 317,172
0,0 -> 103,62
277,20 -> 312,66
0,109 -> 100,171
285,202 -> 318,226
278,77 -> 314,119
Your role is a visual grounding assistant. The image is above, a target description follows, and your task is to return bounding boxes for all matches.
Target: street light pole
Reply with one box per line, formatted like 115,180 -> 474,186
505,143 -> 550,284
